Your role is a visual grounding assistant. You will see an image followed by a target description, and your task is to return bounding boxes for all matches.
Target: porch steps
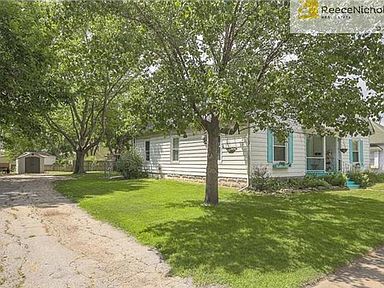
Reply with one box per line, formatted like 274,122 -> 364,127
346,179 -> 360,190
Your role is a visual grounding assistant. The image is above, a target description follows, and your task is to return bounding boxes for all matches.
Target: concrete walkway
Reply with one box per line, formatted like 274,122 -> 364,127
312,247 -> 384,288
0,175 -> 195,288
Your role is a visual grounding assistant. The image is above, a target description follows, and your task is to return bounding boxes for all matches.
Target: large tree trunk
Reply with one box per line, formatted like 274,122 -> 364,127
204,116 -> 220,205
73,150 -> 86,174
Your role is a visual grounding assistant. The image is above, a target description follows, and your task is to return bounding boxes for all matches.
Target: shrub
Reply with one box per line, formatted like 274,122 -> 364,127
116,149 -> 144,179
347,171 -> 372,188
364,171 -> 384,184
376,173 -> 384,183
321,173 -> 347,187
250,166 -> 331,192
347,171 -> 384,188
251,166 -> 276,191
295,176 -> 331,189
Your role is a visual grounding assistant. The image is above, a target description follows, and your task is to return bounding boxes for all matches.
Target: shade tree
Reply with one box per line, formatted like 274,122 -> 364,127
122,0 -> 383,205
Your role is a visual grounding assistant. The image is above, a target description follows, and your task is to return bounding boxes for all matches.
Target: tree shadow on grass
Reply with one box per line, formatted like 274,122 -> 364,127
55,176 -> 150,201
143,192 -> 384,283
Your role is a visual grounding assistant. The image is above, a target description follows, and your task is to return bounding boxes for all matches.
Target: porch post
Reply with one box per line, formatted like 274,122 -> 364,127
336,138 -> 339,171
336,137 -> 341,173
323,136 -> 326,172
305,135 -> 307,174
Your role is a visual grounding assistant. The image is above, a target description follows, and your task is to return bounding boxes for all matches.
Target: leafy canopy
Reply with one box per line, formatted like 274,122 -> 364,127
125,0 -> 383,136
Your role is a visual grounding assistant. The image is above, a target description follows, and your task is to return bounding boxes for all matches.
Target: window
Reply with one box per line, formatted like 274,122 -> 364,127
374,151 -> 379,168
274,136 -> 286,162
370,151 -> 379,169
338,138 -> 342,171
171,137 -> 179,162
306,135 -> 324,171
352,140 -> 359,163
145,141 -> 150,161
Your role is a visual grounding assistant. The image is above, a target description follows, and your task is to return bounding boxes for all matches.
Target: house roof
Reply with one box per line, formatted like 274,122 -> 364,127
370,144 -> 384,152
370,122 -> 384,145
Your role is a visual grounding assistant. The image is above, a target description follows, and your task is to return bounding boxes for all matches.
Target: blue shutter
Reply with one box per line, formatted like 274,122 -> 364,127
288,132 -> 294,164
359,140 -> 364,167
349,139 -> 353,163
267,129 -> 274,163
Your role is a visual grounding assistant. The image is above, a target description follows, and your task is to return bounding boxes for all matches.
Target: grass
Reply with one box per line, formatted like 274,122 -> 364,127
45,171 -> 73,176
55,174 -> 384,288
45,170 -> 112,176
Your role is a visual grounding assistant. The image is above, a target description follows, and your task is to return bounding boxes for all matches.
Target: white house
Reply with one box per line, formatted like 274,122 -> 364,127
370,122 -> 384,171
134,125 -> 370,187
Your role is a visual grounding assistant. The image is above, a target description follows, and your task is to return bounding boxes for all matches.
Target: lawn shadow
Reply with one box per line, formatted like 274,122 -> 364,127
55,175 -> 150,201
144,192 -> 384,280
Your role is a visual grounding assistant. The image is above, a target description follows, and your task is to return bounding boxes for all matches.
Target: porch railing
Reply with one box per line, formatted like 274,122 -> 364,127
307,157 -> 325,171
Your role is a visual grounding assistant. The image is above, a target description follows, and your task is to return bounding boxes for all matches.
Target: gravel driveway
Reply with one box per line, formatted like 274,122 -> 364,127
0,175 -> 194,288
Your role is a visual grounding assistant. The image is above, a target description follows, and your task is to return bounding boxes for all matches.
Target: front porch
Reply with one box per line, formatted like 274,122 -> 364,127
306,135 -> 344,176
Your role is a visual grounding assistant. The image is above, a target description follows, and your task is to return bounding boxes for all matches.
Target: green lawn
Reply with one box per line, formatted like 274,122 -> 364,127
55,174 -> 384,288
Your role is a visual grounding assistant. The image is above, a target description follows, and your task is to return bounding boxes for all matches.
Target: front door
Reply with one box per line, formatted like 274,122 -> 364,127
325,136 -> 337,172
25,157 -> 40,173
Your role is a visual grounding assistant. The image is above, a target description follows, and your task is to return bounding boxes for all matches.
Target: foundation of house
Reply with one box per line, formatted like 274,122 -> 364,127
147,172 -> 248,188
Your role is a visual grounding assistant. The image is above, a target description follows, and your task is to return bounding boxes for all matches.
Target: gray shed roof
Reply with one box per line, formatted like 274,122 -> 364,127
17,152 -> 46,159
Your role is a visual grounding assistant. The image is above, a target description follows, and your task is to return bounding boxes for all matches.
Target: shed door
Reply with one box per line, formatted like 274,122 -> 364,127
25,157 -> 40,173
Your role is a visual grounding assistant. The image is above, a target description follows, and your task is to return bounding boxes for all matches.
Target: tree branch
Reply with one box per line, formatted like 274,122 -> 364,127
44,114 -> 77,149
256,36 -> 291,83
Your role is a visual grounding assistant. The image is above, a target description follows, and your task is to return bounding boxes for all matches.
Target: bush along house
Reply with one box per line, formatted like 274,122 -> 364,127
134,124 -> 370,188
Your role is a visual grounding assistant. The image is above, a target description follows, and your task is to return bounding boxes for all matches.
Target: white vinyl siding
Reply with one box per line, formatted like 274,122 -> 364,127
135,128 -> 370,179
135,131 -> 248,179
340,137 -> 370,170
250,128 -> 307,177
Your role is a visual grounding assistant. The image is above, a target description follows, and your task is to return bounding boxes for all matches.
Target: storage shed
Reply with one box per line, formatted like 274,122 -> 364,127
16,152 -> 45,174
